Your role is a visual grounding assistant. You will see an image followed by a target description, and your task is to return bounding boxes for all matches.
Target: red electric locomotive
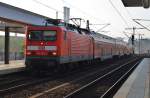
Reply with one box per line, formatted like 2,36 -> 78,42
25,19 -> 133,71
25,19 -> 94,70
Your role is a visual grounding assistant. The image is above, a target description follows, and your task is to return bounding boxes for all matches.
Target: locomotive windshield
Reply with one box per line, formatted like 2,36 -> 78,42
28,30 -> 56,41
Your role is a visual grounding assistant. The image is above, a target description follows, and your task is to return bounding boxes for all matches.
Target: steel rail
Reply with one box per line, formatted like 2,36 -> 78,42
0,77 -> 53,95
100,60 -> 141,98
29,57 -> 136,98
63,58 -> 141,98
0,57 -> 137,97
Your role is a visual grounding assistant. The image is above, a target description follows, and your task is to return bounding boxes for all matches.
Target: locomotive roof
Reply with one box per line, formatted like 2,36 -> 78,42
35,19 -> 128,46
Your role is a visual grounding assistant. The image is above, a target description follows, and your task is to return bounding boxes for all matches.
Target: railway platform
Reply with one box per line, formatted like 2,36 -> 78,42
0,60 -> 25,75
113,58 -> 150,98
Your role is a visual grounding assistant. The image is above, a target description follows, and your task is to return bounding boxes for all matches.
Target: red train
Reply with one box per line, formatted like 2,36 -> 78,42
25,19 -> 133,71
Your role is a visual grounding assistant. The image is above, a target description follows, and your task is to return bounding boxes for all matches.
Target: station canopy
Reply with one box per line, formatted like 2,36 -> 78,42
0,2 -> 50,34
122,0 -> 150,8
0,18 -> 25,33
122,0 -> 142,7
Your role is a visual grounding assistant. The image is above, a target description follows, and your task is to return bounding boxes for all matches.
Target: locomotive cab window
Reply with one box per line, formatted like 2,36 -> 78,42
28,31 -> 42,40
28,30 -> 57,41
43,31 -> 56,41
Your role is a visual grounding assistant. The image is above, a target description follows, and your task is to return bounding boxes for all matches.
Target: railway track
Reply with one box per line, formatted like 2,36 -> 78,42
1,56 -> 140,98
64,58 -> 142,98
0,77 -> 54,95
27,57 -> 141,98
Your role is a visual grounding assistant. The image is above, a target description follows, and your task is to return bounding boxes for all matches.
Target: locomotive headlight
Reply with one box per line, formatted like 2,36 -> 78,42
26,51 -> 31,55
52,52 -> 57,56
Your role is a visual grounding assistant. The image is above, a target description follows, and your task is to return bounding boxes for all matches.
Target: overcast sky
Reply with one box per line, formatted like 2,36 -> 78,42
0,0 -> 150,40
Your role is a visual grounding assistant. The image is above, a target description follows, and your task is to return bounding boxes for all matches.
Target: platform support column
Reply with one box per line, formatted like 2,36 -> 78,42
4,27 -> 10,64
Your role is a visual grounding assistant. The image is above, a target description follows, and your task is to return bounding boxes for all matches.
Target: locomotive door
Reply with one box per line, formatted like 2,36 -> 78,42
91,37 -> 95,60
68,37 -> 72,61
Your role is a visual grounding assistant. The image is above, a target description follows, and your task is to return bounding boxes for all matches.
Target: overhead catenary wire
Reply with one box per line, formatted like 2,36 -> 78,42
133,19 -> 150,32
108,0 -> 130,28
134,19 -> 150,21
33,0 -> 81,21
124,7 -> 134,21
124,7 -> 137,27
61,0 -> 114,32
32,0 -> 63,14
61,0 -> 107,23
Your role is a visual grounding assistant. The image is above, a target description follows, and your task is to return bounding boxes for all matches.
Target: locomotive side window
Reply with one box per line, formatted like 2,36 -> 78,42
43,31 -> 56,41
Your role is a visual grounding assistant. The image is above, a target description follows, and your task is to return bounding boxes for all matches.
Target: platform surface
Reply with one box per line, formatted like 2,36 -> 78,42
0,60 -> 25,75
113,58 -> 150,98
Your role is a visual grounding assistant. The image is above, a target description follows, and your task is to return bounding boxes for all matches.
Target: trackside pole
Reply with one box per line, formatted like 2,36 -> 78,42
4,27 -> 10,64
